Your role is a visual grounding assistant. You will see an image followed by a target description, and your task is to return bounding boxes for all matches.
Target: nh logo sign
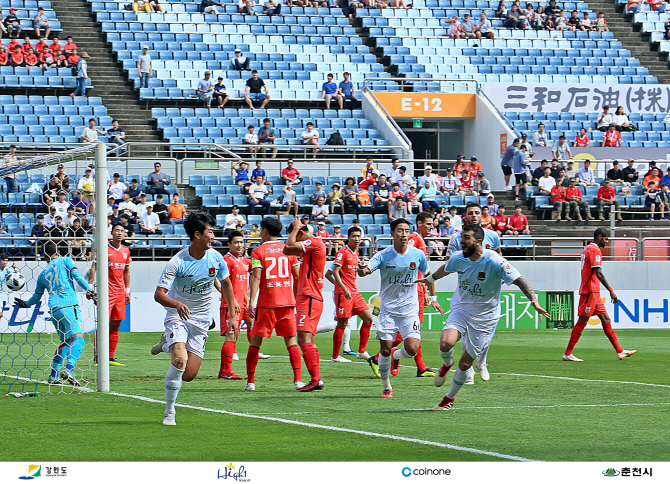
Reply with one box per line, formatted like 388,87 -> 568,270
614,298 -> 669,324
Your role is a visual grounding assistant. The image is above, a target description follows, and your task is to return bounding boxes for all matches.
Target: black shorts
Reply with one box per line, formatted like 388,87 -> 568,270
213,93 -> 227,99
514,173 -> 527,185
501,165 -> 512,176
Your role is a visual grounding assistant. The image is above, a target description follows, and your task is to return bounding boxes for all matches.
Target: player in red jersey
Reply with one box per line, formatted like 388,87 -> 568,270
88,224 -> 131,366
284,219 -> 327,392
246,217 -> 303,391
216,230 -> 251,380
563,228 -> 636,361
332,226 -> 374,362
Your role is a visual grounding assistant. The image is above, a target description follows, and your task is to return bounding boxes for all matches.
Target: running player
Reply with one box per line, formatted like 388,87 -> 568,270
284,219 -> 327,392
88,224 -> 130,366
216,230 -> 251,380
358,218 -> 444,398
563,228 -> 636,361
15,242 -> 94,387
246,217 -> 303,391
150,212 -> 239,426
445,202 -> 502,383
418,225 -> 549,410
332,226 -> 374,362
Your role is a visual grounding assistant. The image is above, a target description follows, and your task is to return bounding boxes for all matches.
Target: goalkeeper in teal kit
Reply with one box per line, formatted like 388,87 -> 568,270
15,243 -> 95,386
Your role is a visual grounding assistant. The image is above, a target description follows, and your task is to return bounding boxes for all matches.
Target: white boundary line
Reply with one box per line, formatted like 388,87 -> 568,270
491,372 -> 670,389
108,391 -> 537,462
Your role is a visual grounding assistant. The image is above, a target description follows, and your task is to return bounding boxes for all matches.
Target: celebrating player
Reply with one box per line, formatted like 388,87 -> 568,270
331,226 -> 374,362
445,202 -> 501,383
88,224 -> 131,366
15,242 -> 95,387
419,225 -> 549,410
246,217 -> 303,391
358,218 -> 444,398
150,212 -> 239,426
216,230 -> 252,380
563,228 -> 636,361
284,219 -> 327,392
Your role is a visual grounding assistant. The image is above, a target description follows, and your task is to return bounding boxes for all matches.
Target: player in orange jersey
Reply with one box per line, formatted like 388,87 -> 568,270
284,219 -> 327,392
246,217 -> 303,391
332,226 -> 374,362
216,230 -> 252,380
563,228 -> 636,361
88,224 -> 131,366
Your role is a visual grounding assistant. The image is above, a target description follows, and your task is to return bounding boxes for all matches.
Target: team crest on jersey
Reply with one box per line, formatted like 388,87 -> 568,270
409,262 -> 417,270
208,267 -> 215,277
477,271 -> 486,281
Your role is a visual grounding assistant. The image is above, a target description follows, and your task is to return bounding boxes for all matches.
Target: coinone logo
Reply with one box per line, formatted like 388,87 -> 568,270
402,467 -> 451,477
402,467 -> 412,477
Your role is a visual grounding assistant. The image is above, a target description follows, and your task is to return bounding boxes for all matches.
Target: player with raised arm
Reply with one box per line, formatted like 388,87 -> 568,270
15,242 -> 94,387
445,202 -> 502,383
216,230 -> 251,380
246,217 -> 303,391
150,212 -> 239,426
563,228 -> 636,361
418,224 -> 549,410
284,219 -> 327,392
358,218 -> 444,398
332,226 -> 374,362
88,224 -> 130,366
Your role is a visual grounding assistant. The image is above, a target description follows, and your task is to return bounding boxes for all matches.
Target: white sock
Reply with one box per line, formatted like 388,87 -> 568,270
316,320 -> 337,334
342,326 -> 352,353
378,354 -> 392,390
478,346 -> 488,367
446,367 -> 467,399
439,348 -> 454,367
394,347 -> 414,359
161,342 -> 170,354
165,365 -> 184,414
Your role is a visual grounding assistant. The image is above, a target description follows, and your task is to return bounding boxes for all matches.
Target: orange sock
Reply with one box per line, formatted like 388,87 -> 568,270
332,326 -> 345,359
300,342 -> 321,382
287,344 -> 302,382
358,323 -> 371,353
246,345 -> 260,383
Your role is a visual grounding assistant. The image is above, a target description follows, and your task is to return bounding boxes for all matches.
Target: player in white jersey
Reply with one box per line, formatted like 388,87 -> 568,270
419,224 -> 548,410
151,212 -> 239,425
359,218 -> 443,398
445,201 -> 501,383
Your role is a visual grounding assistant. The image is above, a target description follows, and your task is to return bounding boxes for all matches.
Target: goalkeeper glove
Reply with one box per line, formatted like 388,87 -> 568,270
14,298 -> 29,308
86,290 -> 97,303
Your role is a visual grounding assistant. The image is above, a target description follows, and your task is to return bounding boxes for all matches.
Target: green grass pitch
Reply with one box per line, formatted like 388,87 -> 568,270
2,329 -> 669,462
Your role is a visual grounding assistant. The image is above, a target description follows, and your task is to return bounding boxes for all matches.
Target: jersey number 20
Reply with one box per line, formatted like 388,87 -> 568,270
266,256 -> 290,279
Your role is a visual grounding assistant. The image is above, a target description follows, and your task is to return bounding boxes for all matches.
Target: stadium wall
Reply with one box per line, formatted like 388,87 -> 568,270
362,91 -> 413,158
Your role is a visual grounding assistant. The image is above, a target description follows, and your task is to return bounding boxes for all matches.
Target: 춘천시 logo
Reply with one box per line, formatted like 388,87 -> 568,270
603,468 -> 620,477
18,465 -> 41,480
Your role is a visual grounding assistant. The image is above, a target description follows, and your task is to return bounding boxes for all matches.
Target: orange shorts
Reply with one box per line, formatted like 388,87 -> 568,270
296,295 -> 323,335
578,293 -> 607,318
109,293 -> 126,321
335,292 -> 368,321
253,307 -> 296,339
220,306 -> 249,335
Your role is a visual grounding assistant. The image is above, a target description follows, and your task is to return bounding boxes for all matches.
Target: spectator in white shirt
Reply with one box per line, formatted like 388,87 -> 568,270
440,167 -> 461,195
135,193 -> 151,218
139,204 -> 161,234
397,165 -> 415,193
447,206 -> 463,232
63,206 -> 77,227
597,106 -> 613,132
385,158 -> 402,184
301,122 -> 319,158
311,196 -> 331,223
538,168 -> 557,195
532,123 -> 548,147
80,118 -> 106,143
107,172 -> 127,202
243,125 -> 258,154
418,165 -> 439,190
248,176 -> 272,214
224,205 -> 246,233
44,206 -> 58,228
118,192 -> 138,221
53,191 -> 70,219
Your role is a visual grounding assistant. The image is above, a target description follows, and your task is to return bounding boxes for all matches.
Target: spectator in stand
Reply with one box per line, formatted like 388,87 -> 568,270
70,191 -> 89,215
418,165 -> 439,190
321,73 -> 342,110
573,127 -> 590,147
136,45 -> 152,89
108,173 -> 127,203
10,45 -> 23,66
24,47 -> 38,67
301,121 -> 320,157
397,165 -> 415,193
0,45 -> 8,66
2,145 -> 19,193
496,0 -> 508,17
644,161 -> 658,177
538,167 -> 556,196
107,119 -> 126,150
447,205 -> 463,232
612,106 -> 634,132
257,118 -> 277,158
510,205 -> 530,235
223,205 -> 246,234
602,124 -> 622,147
531,160 -> 548,186
44,206 -> 58,228
329,182 -> 343,215
476,172 -> 491,196
52,164 -> 70,193
238,0 -> 256,15
65,36 -> 79,56
480,206 -> 495,229
565,178 -> 591,221
550,183 -> 570,221
134,0 -> 153,12
147,162 -> 171,196
39,46 -> 56,70
167,193 -> 187,227
555,10 -> 569,31
71,51 -> 88,98
505,4 -> 525,29
119,192 -> 138,222
417,179 -> 439,214
465,156 -> 482,174
231,48 -> 250,71
459,171 -> 477,196
360,157 -> 375,178
244,70 -> 270,109
243,125 -> 258,154
341,176 -> 359,215
311,197 -> 331,223
33,7 -> 50,38
6,38 -> 19,56
453,155 -> 466,177
388,182 -> 405,206
552,135 -> 572,161
485,193 -> 499,216
34,35 -> 48,54
549,158 -> 563,179
460,13 -> 477,39
211,76 -> 229,108
31,214 -> 47,251
444,15 -> 465,39
150,0 -> 165,13
232,160 -> 250,186
532,123 -> 548,147
81,118 -> 106,143
567,9 -> 584,31
519,133 -> 535,157
597,105 -> 612,131
659,183 -> 670,209
385,158 -> 401,184
556,168 -> 570,188
0,8 -> 7,39
52,191 -> 70,219
440,167 -> 460,195
476,12 -> 495,39
248,176 -> 271,215
311,182 -> 327,204
262,0 -> 282,16
200,0 -> 222,14
644,167 -> 662,187
597,179 -> 622,221
493,206 -> 512,236
126,178 -> 142,202
153,194 -> 168,224
281,159 -> 302,184
338,71 -> 358,108
406,185 -> 421,214
21,36 -> 32,55
196,70 -> 215,109
578,160 -> 597,186
42,175 -> 60,204
513,144 -> 531,201
389,0 -> 409,7
136,193 -> 150,218
606,161 -> 628,186
53,47 -> 67,67
373,174 -> 392,209
501,137 -> 519,190
660,168 -> 670,188
4,8 -> 20,39
645,181 -> 666,220
582,11 -> 595,30
545,0 -> 559,16
139,204 -> 161,235
596,11 -> 609,31
281,183 -> 298,217
565,160 -> 579,180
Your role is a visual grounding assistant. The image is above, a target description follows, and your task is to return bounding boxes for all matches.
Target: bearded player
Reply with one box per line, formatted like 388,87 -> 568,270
150,212 -> 239,425
284,219 -> 327,392
246,217 -> 304,391
88,224 -> 130,366
563,228 -> 636,362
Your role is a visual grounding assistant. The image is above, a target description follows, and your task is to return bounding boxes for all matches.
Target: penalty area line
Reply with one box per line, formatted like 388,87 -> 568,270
107,391 -> 538,462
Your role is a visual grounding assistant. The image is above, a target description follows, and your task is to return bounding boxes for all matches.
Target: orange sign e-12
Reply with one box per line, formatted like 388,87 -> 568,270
373,92 -> 476,118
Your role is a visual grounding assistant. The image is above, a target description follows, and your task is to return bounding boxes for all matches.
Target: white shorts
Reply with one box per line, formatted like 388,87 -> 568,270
376,311 -> 421,342
442,310 -> 496,360
164,316 -> 210,359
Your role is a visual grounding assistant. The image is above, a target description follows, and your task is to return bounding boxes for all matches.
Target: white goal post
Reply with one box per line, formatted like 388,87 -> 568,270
94,143 -> 110,393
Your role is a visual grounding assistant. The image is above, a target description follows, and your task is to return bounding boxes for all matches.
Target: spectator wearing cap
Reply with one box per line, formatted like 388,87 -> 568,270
465,156 -> 482,174
5,8 -> 20,39
519,133 -> 534,155
136,45 -> 152,89
231,48 -> 250,70
244,69 -> 270,109
200,0 -> 222,14
139,204 -> 161,235
108,173 -> 127,203
577,160 -> 597,186
2,144 -> 19,193
331,224 -> 345,254
263,0 -> 282,16
485,194 -> 498,216
565,160 -> 578,180
52,163 -> 70,192
53,191 -> 70,219
552,135 -> 572,160
328,182 -> 343,214
196,70 -> 215,108
213,76 -> 229,108
418,165 -> 439,190
417,179 -> 439,214
532,123 -> 548,147
606,161 -> 628,186
44,206 -> 58,228
500,138 -> 519,190
602,124 -> 622,147
440,167 -> 460,195
147,161 -> 171,196
597,179 -> 623,221
644,160 -> 658,177
476,172 -> 491,196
